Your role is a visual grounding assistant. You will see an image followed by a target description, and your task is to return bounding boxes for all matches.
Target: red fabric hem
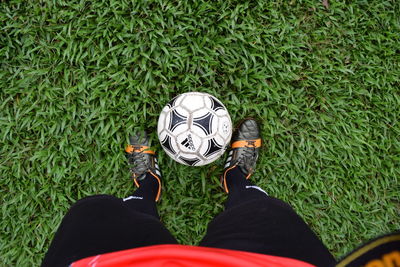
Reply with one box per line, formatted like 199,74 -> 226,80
71,244 -> 315,267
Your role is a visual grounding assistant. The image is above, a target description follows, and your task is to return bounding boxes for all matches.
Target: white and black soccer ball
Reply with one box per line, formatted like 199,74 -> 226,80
157,92 -> 232,166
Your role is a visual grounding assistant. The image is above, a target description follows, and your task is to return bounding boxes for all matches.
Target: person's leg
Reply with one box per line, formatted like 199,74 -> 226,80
42,178 -> 177,267
121,172 -> 160,218
42,132 -> 176,267
200,166 -> 336,266
200,119 -> 336,266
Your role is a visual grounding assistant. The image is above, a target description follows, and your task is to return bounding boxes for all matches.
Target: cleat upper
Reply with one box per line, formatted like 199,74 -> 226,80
125,131 -> 162,201
222,119 -> 261,193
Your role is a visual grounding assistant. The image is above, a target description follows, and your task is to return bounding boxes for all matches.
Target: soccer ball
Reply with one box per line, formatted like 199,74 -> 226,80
157,92 -> 232,166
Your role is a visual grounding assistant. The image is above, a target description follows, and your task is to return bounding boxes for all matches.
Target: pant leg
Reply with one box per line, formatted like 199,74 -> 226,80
200,188 -> 336,267
42,195 -> 177,267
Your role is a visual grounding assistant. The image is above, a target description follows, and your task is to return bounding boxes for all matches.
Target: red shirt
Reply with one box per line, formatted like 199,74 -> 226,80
72,244 -> 315,267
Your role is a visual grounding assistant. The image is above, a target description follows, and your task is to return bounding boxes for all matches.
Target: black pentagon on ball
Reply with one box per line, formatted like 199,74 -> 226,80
168,109 -> 187,131
210,96 -> 224,112
161,135 -> 176,155
179,156 -> 200,166
204,138 -> 223,157
193,112 -> 213,135
167,96 -> 178,108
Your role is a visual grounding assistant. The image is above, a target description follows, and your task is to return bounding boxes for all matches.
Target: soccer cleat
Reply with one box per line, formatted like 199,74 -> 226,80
222,118 -> 262,193
125,131 -> 162,201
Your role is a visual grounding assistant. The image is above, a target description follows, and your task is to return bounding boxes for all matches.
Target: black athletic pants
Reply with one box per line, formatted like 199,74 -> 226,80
42,171 -> 336,267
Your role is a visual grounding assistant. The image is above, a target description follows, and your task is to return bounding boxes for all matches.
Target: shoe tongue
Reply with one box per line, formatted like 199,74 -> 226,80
129,131 -> 149,146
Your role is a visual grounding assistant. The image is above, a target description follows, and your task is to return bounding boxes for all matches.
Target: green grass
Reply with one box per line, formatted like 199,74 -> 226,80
1,0 -> 399,265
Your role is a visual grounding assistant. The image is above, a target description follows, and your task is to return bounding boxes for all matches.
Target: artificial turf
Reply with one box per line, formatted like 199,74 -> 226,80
1,0 -> 399,265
